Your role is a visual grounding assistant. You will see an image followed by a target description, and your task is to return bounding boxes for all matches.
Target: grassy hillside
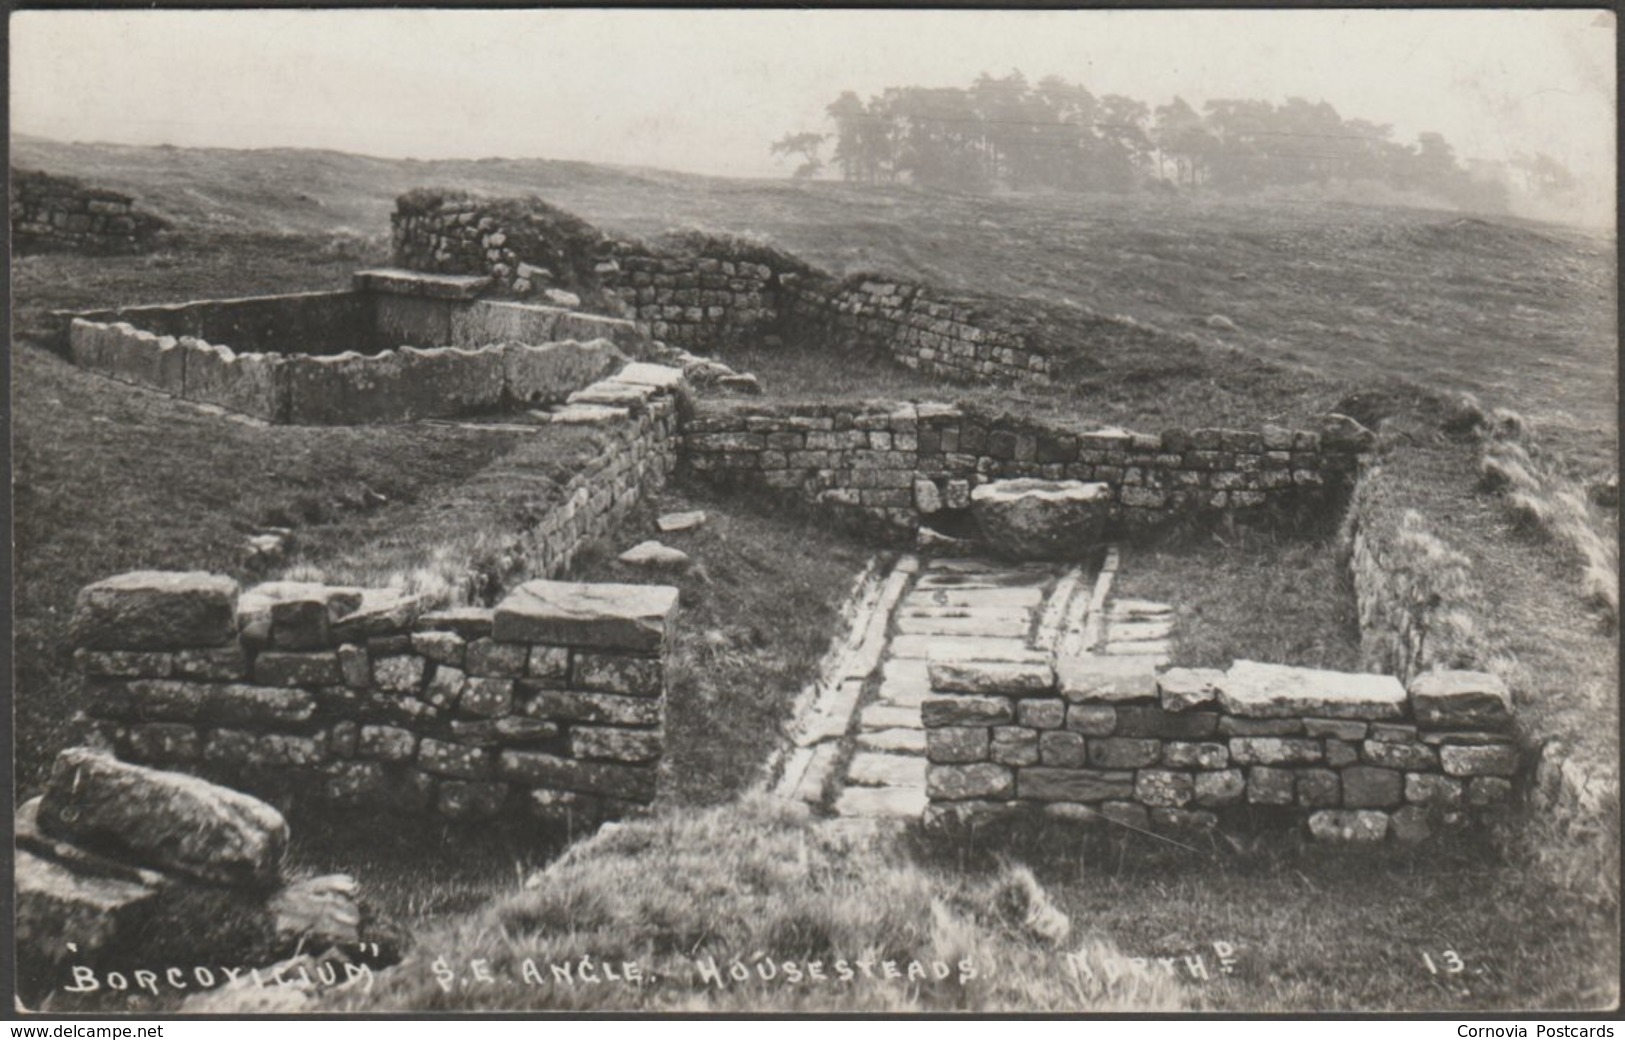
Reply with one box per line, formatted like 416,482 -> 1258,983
14,135 -> 1616,463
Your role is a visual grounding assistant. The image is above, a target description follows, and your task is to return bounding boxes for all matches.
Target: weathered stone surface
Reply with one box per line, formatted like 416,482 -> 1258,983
372,654 -> 427,695
16,848 -> 159,968
329,590 -> 425,642
857,727 -> 927,754
1056,655 -> 1158,704
523,689 -> 662,727
1089,738 -> 1161,769
928,659 -> 1054,695
527,645 -> 572,686
1017,766 -> 1133,803
122,722 -> 201,764
914,478 -> 943,514
1389,805 -> 1432,844
1246,766 -> 1295,805
174,645 -> 250,681
921,694 -> 1013,727
923,799 -> 1018,829
927,726 -> 990,764
499,340 -> 623,405
357,725 -> 417,762
1466,777 -> 1514,807
1151,807 -> 1218,831
570,726 -> 662,763
656,510 -> 707,533
424,664 -> 466,710
269,874 -> 362,950
848,752 -> 928,787
1216,660 -> 1406,720
1017,698 -> 1067,729
493,580 -> 679,651
970,479 -> 1110,559
1311,413 -> 1376,452
1193,769 -> 1247,806
1157,667 -> 1224,712
1307,809 -> 1389,843
1404,773 -> 1464,807
1135,769 -> 1194,807
74,571 -> 239,650
1296,768 -> 1342,807
464,638 -> 528,678
1162,741 -> 1229,770
75,648 -> 174,679
1036,730 -> 1087,768
618,540 -> 691,569
38,748 -> 288,886
457,677 -> 514,718
1218,716 -> 1306,736
411,630 -> 466,667
449,716 -> 561,746
1407,669 -> 1514,731
1302,718 -> 1369,740
989,726 -> 1040,766
927,762 -> 1014,800
1229,737 -> 1323,766
417,738 -> 493,780
337,644 -> 370,688
500,750 -> 657,802
1369,722 -> 1419,743
1361,740 -> 1438,771
1114,706 -> 1219,739
437,781 -> 510,819
1439,744 -> 1519,777
1342,766 -> 1404,808
573,651 -> 662,696
416,606 -> 495,639
254,651 -> 343,688
1065,704 -> 1118,735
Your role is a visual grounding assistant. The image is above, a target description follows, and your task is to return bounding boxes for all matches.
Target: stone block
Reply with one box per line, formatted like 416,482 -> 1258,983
75,648 -> 175,679
927,762 -> 1014,800
173,645 -> 250,681
436,781 -> 510,820
1466,777 -> 1514,807
1135,769 -> 1194,808
1162,741 -> 1228,770
74,571 -> 239,650
1017,767 -> 1132,803
1089,738 -> 1161,769
1307,809 -> 1389,844
572,651 -> 662,696
1342,766 -> 1404,808
457,677 -> 514,718
1439,744 -> 1518,777
1246,766 -> 1295,805
411,631 -> 466,667
1194,769 -> 1246,806
499,750 -> 657,802
927,726 -> 990,764
1407,669 -> 1514,731
970,479 -> 1110,560
1157,667 -> 1224,711
425,664 -> 466,710
928,659 -> 1055,695
1114,706 -> 1219,739
1038,730 -> 1089,768
1216,660 -> 1406,720
449,716 -> 561,746
123,722 -> 201,764
1229,737 -> 1323,766
570,726 -> 662,764
1302,718 -> 1369,740
1361,740 -> 1438,772
1296,768 -> 1342,807
493,580 -> 679,652
1056,655 -> 1158,704
522,689 -> 662,727
417,738 -> 493,780
253,651 -> 343,688
372,654 -> 427,695
1405,772 -> 1465,807
38,747 -> 288,887
1016,698 -> 1066,729
1218,716 -> 1306,736
464,638 -> 529,678
16,849 -> 158,971
1065,704 -> 1118,735
990,726 -> 1040,766
358,725 -> 417,762
921,694 -> 1013,727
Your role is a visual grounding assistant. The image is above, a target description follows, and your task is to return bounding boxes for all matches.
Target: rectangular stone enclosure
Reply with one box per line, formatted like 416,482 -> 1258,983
58,269 -> 647,424
73,571 -> 679,827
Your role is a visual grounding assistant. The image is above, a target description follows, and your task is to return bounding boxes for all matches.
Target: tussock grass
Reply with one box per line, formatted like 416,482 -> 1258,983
324,797 -> 1187,1013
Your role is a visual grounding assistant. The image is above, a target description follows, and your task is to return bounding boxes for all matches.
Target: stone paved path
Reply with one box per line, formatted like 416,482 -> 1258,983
775,548 -> 1178,821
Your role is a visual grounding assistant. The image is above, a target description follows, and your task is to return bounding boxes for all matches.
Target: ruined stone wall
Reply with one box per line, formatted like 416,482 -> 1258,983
601,246 -> 790,353
782,276 -> 1054,383
11,168 -> 165,255
681,399 -> 1367,540
921,657 -> 1518,843
73,573 -> 678,826
65,290 -> 373,358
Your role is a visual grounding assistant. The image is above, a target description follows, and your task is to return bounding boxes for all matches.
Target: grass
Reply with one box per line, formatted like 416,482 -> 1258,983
1110,531 -> 1362,673
565,484 -> 876,806
323,797 -> 1189,1013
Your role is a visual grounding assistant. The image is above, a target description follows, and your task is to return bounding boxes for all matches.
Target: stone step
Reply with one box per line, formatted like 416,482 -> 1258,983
1102,639 -> 1173,657
856,728 -> 926,754
846,752 -> 928,788
914,573 -> 1053,590
859,704 -> 921,730
888,635 -> 1046,662
833,785 -> 928,818
1104,618 -> 1175,642
1109,599 -> 1173,619
791,742 -> 844,803
893,614 -> 1031,639
903,587 -> 1045,610
898,605 -> 1034,623
876,675 -> 930,709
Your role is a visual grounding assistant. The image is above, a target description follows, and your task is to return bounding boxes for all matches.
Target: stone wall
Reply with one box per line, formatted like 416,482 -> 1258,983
921,656 -> 1518,843
681,399 -> 1369,542
781,275 -> 1053,382
73,572 -> 678,826
11,168 -> 166,255
387,190 -> 1064,381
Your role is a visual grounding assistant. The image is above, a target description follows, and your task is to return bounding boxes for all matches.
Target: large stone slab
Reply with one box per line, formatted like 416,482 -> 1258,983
353,267 -> 491,300
928,659 -> 1055,695
16,849 -> 159,968
1216,660 -> 1407,720
1055,654 -> 1159,704
1407,669 -> 1514,731
501,339 -> 624,406
37,748 -> 288,887
180,338 -> 287,422
493,580 -> 679,652
970,479 -> 1110,560
74,571 -> 239,650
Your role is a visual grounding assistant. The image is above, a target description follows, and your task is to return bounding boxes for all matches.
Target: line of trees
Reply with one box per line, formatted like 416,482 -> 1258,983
772,71 -> 1512,212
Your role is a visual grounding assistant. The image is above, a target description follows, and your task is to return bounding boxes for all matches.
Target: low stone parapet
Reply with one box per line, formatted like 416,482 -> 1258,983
921,655 -> 1518,843
73,572 -> 679,826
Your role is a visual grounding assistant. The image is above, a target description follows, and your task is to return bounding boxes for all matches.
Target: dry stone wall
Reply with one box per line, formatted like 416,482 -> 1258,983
11,168 -> 166,255
388,190 -> 1065,381
73,572 -> 678,826
921,657 -> 1519,843
681,399 -> 1368,541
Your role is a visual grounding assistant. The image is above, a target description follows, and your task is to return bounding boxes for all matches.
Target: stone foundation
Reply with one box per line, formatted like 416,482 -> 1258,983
11,167 -> 166,255
73,572 -> 678,826
922,656 -> 1518,843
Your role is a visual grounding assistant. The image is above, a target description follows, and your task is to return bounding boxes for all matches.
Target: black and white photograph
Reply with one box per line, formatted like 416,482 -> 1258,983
7,6 -> 1619,1017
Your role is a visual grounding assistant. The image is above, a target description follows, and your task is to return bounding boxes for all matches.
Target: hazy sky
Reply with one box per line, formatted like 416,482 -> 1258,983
11,8 -> 1616,184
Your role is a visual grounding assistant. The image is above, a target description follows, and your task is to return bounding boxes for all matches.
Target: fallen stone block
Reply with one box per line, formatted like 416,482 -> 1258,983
38,748 -> 289,887
494,580 -> 679,652
970,479 -> 1110,560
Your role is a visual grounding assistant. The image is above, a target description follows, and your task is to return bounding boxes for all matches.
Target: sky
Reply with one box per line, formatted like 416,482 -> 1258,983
10,8 -> 1616,189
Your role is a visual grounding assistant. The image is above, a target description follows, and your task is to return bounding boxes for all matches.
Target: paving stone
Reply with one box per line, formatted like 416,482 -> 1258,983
895,614 -> 1030,638
1104,618 -> 1175,642
904,587 -> 1045,609
859,704 -> 920,730
888,635 -> 1044,661
1108,599 -> 1173,619
856,728 -> 926,754
848,752 -> 928,788
834,785 -> 927,817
